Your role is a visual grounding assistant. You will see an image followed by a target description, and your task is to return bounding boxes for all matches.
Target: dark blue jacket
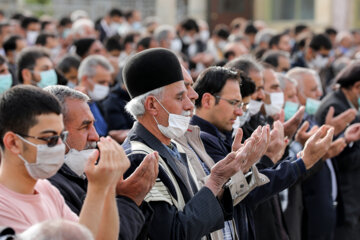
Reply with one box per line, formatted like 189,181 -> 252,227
190,115 -> 306,240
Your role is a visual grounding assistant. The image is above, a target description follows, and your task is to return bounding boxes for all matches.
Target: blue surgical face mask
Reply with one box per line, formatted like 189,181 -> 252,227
305,98 -> 321,115
0,74 -> 12,94
284,101 -> 299,121
37,69 -> 58,88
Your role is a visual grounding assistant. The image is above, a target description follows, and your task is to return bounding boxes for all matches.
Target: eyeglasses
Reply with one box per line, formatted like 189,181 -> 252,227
17,131 -> 68,147
215,96 -> 244,109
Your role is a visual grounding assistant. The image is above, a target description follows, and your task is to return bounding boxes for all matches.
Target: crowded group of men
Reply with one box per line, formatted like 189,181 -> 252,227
0,6 -> 359,240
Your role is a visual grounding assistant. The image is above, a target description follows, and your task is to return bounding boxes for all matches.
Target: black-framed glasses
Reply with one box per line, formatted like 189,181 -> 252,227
215,95 -> 244,109
17,131 -> 68,147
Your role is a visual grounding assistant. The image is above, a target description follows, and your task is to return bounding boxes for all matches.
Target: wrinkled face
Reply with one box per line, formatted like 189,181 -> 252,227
17,113 -> 64,164
182,67 -> 198,116
208,79 -> 243,132
249,70 -> 265,101
263,68 -> 281,93
86,65 -> 112,92
297,73 -> 322,105
153,81 -> 194,128
64,99 -> 99,152
284,81 -> 299,103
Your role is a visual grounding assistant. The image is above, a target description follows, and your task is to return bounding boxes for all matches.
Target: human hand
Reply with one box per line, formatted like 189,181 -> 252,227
325,107 -> 356,135
300,125 -> 334,169
265,121 -> 288,164
322,137 -> 346,160
345,123 -> 360,143
116,152 -> 159,206
85,137 -> 130,191
295,121 -> 319,146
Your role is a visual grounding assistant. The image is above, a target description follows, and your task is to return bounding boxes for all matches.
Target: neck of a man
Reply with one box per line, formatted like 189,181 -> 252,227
341,87 -> 358,108
0,153 -> 37,195
138,116 -> 171,146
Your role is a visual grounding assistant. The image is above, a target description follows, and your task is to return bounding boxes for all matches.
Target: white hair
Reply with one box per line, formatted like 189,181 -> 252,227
276,72 -> 297,91
78,55 -> 114,82
286,67 -> 320,93
18,219 -> 94,240
71,18 -> 94,37
125,87 -> 164,119
154,25 -> 175,43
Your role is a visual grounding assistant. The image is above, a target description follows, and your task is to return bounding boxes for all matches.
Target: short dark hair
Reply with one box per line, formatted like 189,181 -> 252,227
41,21 -> 52,31
57,54 -> 81,74
59,17 -> 72,27
325,27 -> 337,36
336,61 -> 360,88
225,56 -> 262,75
21,16 -> 39,30
193,66 -> 240,107
124,10 -> 135,20
239,71 -> 256,98
136,36 -> 152,50
17,47 -> 50,83
213,24 -> 230,40
245,23 -> 258,35
105,34 -> 122,52
262,50 -> 289,68
269,33 -> 287,48
3,35 -> 23,54
0,85 -> 62,149
309,34 -> 332,51
180,18 -> 199,33
109,8 -> 123,18
294,24 -> 308,35
35,33 -> 56,46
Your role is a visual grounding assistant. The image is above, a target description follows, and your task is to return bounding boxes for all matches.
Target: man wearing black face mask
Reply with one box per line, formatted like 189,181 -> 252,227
45,85 -> 159,240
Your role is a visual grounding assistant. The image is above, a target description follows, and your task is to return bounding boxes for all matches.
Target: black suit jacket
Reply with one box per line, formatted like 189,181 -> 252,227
315,89 -> 360,227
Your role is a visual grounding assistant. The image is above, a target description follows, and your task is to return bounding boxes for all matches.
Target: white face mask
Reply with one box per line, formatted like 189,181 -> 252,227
153,97 -> 191,139
232,111 -> 250,130
200,30 -> 210,42
26,31 -> 38,45
248,100 -> 263,116
311,54 -> 328,69
264,92 -> 284,116
64,148 -> 96,177
182,35 -> 193,45
16,135 -> 65,180
217,40 -> 227,50
170,39 -> 182,53
88,83 -> 110,101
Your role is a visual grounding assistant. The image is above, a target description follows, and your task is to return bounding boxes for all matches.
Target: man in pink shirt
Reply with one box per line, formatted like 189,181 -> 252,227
0,85 -> 130,240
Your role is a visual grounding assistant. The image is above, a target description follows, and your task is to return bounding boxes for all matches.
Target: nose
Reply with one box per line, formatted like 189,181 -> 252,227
187,87 -> 199,102
258,89 -> 265,101
88,125 -> 100,142
184,95 -> 195,113
234,106 -> 243,116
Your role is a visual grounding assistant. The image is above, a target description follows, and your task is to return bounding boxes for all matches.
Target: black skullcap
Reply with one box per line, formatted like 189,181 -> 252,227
123,48 -> 183,98
74,38 -> 95,58
336,61 -> 360,88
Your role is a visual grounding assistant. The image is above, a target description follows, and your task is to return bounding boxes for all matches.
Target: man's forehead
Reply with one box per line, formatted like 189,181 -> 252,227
65,98 -> 94,122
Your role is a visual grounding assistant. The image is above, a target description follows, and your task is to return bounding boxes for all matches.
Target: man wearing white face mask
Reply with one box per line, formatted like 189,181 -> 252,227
0,85 -> 129,240
45,85 -> 159,240
77,55 -> 112,137
122,48 -> 254,240
21,16 -> 40,46
17,47 -> 58,88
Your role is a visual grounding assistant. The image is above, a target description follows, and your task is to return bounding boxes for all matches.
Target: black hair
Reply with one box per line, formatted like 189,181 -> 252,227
269,32 -> 288,48
57,54 -> 81,74
294,24 -> 308,35
136,36 -> 152,50
225,57 -> 261,75
105,34 -> 122,52
124,10 -> 135,20
41,21 -> 52,31
213,24 -> 230,40
0,85 -> 62,149
262,50 -> 289,68
193,66 -> 240,107
11,13 -> 24,21
73,38 -> 96,58
239,71 -> 256,98
325,27 -> 337,36
309,33 -> 332,51
59,17 -> 72,27
17,47 -> 50,83
21,16 -> 39,30
3,35 -> 23,54
109,8 -> 123,17
336,61 -> 360,88
245,23 -> 258,35
180,18 -> 199,33
35,33 -> 56,46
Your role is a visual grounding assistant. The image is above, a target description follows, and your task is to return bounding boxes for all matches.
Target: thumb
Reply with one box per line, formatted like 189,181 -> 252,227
279,109 -> 285,123
325,106 -> 334,124
298,121 -> 309,134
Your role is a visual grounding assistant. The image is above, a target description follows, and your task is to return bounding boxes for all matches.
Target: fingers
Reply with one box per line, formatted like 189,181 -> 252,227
317,127 -> 334,148
293,106 -> 305,121
325,106 -> 335,124
298,121 -> 309,134
85,149 -> 100,170
336,109 -> 357,123
279,109 -> 285,123
232,128 -> 243,152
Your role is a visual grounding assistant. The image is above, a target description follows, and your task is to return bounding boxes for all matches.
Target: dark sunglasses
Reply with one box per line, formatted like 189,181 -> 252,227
17,131 -> 68,147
